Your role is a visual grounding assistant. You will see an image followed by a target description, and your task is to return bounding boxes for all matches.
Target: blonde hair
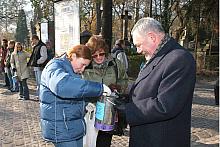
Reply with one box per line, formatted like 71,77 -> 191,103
14,42 -> 23,53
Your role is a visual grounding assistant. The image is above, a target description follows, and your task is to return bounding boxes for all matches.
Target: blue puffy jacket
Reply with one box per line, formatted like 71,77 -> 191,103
39,54 -> 103,143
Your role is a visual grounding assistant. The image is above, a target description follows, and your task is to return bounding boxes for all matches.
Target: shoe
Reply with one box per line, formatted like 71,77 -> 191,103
7,86 -> 12,90
14,89 -> 19,92
10,89 -> 18,92
18,95 -> 24,100
23,98 -> 30,100
3,84 -> 9,87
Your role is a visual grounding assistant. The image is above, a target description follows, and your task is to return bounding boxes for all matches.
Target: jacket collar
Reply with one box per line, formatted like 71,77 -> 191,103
134,37 -> 177,86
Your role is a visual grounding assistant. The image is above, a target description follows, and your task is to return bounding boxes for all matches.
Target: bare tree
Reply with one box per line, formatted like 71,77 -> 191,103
102,0 -> 113,50
0,0 -> 26,32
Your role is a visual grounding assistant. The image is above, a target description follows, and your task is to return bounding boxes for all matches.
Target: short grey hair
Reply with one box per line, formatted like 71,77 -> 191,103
131,17 -> 165,37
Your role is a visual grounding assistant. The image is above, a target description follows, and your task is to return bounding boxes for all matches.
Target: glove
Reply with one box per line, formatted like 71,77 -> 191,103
114,94 -> 129,106
115,103 -> 126,112
12,68 -> 17,72
103,84 -> 112,96
116,94 -> 130,103
114,96 -> 128,118
114,103 -> 126,122
108,83 -> 121,92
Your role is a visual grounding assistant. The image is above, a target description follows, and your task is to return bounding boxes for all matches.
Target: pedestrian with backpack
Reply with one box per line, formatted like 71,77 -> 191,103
111,39 -> 129,73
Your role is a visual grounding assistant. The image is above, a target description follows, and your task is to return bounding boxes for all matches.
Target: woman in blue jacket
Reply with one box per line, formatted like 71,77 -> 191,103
39,45 -> 111,147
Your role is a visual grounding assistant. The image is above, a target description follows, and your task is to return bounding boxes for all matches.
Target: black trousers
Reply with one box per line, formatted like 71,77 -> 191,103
19,78 -> 29,99
4,72 -> 10,86
96,131 -> 113,147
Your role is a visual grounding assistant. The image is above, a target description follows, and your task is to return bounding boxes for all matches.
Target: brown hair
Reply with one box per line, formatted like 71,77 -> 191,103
31,34 -> 39,40
67,44 -> 92,61
86,35 -> 109,54
8,40 -> 15,46
2,39 -> 8,43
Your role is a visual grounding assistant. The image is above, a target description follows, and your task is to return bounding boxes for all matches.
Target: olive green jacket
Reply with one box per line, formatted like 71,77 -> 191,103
83,56 -> 128,93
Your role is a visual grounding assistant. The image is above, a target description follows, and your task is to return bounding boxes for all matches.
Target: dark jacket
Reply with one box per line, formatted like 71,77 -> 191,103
40,54 -> 103,143
27,40 -> 47,67
125,38 -> 196,147
5,48 -> 14,68
0,46 -> 7,70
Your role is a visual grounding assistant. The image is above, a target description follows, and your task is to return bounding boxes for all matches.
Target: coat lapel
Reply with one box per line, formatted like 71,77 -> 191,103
134,38 -> 177,87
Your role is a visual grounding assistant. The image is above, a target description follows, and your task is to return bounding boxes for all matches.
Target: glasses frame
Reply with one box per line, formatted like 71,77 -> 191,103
92,52 -> 106,58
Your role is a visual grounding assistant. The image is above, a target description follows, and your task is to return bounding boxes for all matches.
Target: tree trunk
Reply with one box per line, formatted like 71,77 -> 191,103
135,0 -> 140,23
101,0 -> 112,51
95,0 -> 102,35
149,0 -> 153,17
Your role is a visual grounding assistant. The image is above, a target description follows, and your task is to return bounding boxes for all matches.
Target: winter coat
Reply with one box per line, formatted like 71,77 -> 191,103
0,46 -> 7,71
39,54 -> 103,143
27,40 -> 48,67
83,56 -> 128,93
125,38 -> 196,147
5,48 -> 14,68
10,51 -> 29,80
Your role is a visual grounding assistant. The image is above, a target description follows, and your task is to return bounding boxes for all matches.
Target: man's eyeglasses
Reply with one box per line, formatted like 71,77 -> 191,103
92,52 -> 106,58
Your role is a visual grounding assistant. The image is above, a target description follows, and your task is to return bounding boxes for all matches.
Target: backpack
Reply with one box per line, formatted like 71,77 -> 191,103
112,48 -> 128,72
111,48 -> 124,58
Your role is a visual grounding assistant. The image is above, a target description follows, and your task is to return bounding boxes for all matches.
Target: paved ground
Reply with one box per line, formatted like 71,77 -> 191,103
0,75 -> 219,147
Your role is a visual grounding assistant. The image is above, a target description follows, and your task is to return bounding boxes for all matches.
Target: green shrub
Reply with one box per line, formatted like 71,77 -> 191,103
205,55 -> 219,71
127,55 -> 145,78
25,47 -> 32,53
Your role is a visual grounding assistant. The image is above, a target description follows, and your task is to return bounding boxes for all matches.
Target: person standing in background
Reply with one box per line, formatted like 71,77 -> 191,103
5,40 -> 19,92
115,17 -> 196,147
39,44 -> 111,147
45,40 -> 55,60
27,35 -> 47,96
0,39 -> 10,88
111,39 -> 129,73
10,42 -> 30,100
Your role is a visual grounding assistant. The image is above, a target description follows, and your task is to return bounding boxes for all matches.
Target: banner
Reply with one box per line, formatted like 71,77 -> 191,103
54,0 -> 80,56
41,22 -> 48,43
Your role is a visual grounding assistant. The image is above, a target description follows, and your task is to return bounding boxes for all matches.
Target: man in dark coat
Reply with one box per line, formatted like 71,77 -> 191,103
116,17 -> 196,147
0,39 -> 10,87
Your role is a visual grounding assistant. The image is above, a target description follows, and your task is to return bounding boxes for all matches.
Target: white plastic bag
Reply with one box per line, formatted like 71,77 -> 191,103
83,103 -> 99,147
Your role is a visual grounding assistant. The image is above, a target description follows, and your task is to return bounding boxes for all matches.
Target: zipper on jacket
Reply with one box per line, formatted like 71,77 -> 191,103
63,109 -> 69,130
55,95 -> 57,142
82,101 -> 86,135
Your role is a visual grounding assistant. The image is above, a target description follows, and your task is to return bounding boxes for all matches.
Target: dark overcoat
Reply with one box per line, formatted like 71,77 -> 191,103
125,38 -> 196,147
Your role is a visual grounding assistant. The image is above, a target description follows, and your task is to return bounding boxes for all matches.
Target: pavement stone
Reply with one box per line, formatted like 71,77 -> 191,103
0,75 -> 218,147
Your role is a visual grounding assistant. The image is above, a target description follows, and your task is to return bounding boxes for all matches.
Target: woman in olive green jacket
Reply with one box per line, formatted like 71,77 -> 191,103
83,35 -> 128,147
